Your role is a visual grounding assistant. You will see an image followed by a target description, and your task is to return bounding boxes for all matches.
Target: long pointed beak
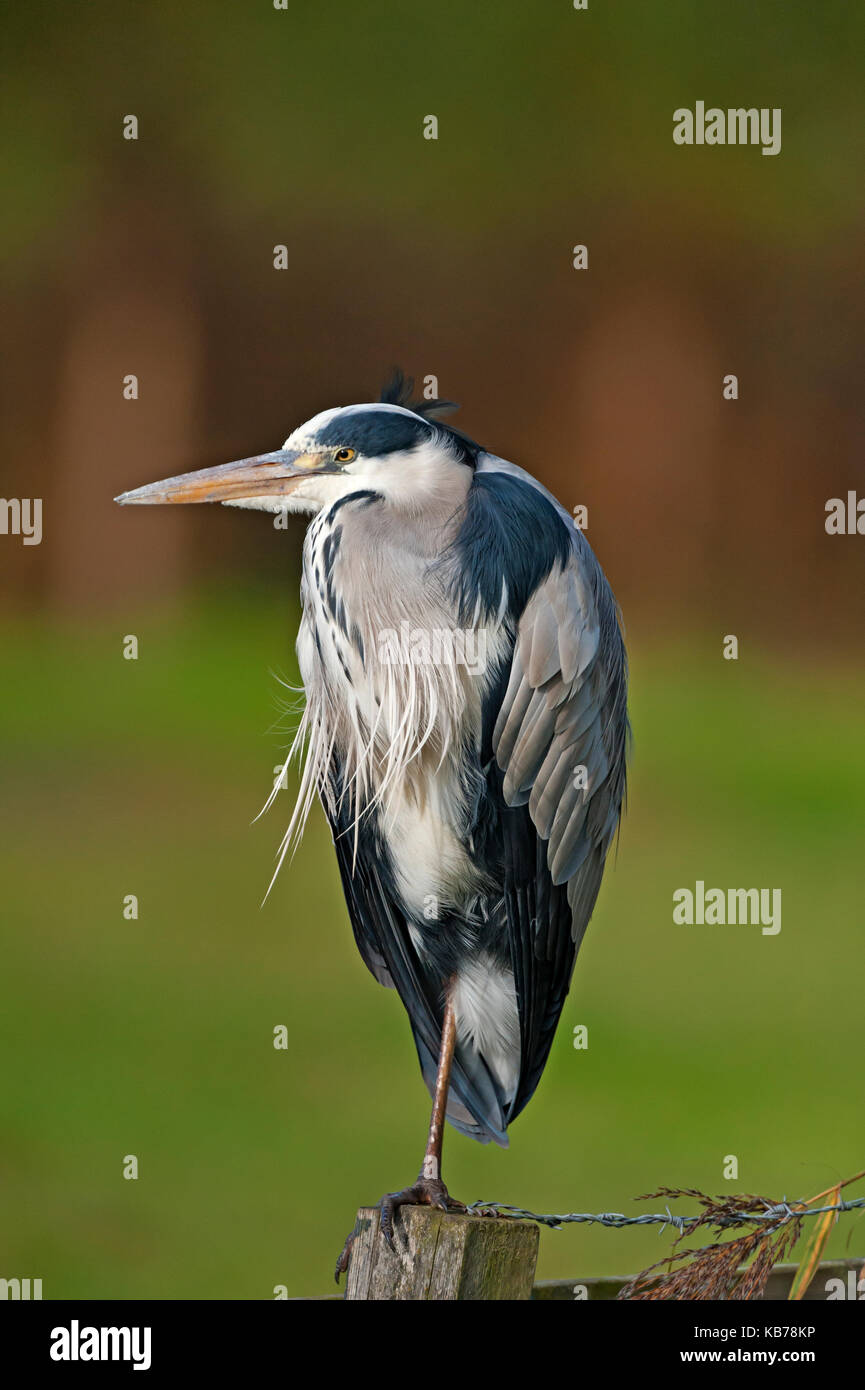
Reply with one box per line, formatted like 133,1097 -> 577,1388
114,449 -> 334,506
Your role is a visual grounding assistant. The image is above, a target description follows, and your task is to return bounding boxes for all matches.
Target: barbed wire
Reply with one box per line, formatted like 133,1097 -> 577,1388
465,1196 -> 865,1234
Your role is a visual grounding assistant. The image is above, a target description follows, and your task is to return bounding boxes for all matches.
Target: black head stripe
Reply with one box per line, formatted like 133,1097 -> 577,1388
315,408 -> 430,457
315,392 -> 481,467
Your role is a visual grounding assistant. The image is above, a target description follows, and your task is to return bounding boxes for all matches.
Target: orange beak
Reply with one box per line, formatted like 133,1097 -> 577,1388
114,448 -> 336,506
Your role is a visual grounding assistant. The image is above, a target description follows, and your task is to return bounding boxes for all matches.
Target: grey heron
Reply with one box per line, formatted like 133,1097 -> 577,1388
116,372 -> 629,1276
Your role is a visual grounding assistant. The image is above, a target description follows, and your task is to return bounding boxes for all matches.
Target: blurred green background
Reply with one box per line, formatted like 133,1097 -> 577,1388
1,0 -> 863,1297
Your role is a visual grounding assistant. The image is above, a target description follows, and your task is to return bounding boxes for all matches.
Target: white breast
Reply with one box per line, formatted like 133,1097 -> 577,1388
289,505 -> 509,916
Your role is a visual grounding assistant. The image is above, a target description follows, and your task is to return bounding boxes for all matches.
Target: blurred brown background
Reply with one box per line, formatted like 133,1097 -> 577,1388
2,0 -> 863,637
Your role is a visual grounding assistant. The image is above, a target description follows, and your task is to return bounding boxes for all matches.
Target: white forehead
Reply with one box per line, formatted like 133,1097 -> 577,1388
283,401 -> 420,449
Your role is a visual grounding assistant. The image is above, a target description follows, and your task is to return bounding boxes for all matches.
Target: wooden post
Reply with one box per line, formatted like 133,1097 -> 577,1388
344,1207 -> 539,1301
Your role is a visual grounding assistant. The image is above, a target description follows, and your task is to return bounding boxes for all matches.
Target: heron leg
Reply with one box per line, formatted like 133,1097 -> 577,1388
335,990 -> 465,1282
419,988 -> 458,1186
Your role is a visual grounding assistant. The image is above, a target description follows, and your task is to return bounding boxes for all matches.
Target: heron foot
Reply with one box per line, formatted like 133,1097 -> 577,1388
379,1175 -> 466,1252
334,1175 -> 466,1283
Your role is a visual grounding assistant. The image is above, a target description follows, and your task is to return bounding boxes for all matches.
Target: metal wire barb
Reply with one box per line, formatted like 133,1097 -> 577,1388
466,1195 -> 865,1233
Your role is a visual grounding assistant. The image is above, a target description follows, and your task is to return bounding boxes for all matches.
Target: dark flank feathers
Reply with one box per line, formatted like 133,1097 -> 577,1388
323,762 -> 511,1144
449,470 -> 573,622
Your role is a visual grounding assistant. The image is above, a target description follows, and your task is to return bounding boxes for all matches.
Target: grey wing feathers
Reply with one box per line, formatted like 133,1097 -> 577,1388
493,532 -> 628,943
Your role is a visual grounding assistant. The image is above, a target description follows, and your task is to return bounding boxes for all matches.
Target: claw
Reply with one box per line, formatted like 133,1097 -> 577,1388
335,1226 -> 357,1284
380,1189 -> 415,1253
379,1198 -> 398,1253
336,1174 -> 465,1278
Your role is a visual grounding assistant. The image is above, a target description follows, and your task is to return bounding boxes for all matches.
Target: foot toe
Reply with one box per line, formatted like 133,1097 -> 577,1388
340,1176 -> 465,1275
334,1228 -> 356,1283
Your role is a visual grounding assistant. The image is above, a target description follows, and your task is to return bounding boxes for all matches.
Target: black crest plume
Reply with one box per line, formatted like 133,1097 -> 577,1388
379,368 -> 459,421
379,368 -> 480,464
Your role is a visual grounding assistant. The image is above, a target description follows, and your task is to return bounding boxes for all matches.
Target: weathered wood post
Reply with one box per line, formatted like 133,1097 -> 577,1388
344,1207 -> 539,1300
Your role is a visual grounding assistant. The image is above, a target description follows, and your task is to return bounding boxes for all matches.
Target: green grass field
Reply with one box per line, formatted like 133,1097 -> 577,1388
1,594 -> 862,1297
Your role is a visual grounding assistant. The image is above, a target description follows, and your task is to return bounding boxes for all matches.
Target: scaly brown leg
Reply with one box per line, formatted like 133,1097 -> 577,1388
335,989 -> 465,1282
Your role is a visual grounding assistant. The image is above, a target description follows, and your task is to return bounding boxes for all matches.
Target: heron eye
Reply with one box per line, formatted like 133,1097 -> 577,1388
334,447 -> 355,463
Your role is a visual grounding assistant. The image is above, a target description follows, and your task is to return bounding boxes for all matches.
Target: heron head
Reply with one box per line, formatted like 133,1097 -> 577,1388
115,378 -> 479,519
